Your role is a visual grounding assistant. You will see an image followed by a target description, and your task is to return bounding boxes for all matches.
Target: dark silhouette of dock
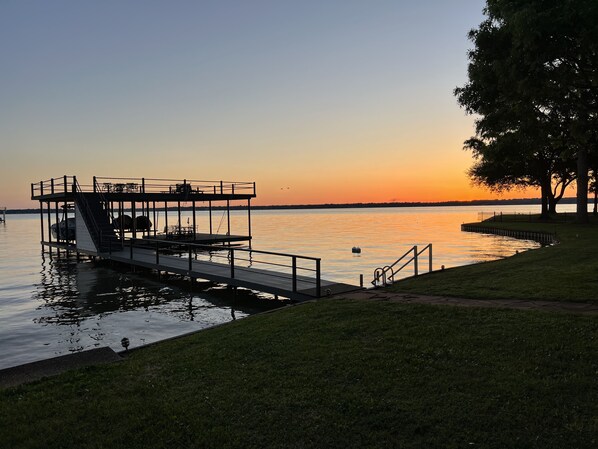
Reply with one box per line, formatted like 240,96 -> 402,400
31,176 -> 360,301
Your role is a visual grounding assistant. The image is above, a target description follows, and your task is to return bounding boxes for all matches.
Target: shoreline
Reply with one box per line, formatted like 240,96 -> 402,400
3,197 -> 579,214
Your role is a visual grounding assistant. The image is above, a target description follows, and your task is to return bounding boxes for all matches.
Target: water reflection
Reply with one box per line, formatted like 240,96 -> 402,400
0,251 -> 284,369
33,254 -> 281,326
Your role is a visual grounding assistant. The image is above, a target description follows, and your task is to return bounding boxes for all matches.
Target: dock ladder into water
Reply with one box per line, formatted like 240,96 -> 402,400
372,244 -> 432,287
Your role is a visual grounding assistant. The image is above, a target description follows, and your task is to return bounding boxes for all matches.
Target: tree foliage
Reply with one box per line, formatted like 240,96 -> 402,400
456,0 -> 598,221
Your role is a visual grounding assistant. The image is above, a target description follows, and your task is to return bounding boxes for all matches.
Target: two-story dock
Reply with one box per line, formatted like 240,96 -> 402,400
31,176 -> 359,301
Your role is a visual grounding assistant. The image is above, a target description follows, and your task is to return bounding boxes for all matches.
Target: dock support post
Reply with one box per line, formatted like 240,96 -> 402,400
46,201 -> 52,254
230,248 -> 235,278
39,201 -> 44,243
226,200 -> 230,238
152,201 -> 157,237
146,201 -> 150,237
54,197 -> 60,248
65,200 -> 69,257
192,201 -> 196,241
292,256 -> 297,292
209,201 -> 212,235
119,202 -> 124,243
316,259 -> 321,298
132,202 -> 137,239
188,245 -> 193,273
247,199 -> 252,249
164,201 -> 168,234
177,201 -> 181,234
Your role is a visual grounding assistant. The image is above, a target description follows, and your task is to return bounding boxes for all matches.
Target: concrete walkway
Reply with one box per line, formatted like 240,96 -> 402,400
336,289 -> 598,315
0,347 -> 122,389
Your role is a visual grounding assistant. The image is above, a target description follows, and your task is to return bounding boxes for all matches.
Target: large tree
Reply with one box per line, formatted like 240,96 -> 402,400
456,0 -> 598,222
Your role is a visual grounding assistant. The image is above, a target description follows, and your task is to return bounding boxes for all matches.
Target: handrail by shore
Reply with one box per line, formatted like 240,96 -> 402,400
372,244 -> 433,287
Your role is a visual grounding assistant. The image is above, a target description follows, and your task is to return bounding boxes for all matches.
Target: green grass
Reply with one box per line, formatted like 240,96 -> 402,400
1,300 -> 597,449
391,215 -> 598,302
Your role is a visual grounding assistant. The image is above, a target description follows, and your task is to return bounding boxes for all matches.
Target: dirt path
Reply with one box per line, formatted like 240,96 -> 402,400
335,289 -> 598,315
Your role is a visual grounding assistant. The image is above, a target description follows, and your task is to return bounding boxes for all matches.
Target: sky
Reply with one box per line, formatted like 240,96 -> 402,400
0,0 -> 539,209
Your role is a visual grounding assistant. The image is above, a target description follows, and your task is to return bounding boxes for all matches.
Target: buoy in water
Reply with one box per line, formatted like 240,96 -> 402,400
352,247 -> 361,254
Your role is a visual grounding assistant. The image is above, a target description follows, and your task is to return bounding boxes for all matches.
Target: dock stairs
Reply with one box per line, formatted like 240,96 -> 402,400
75,193 -> 121,253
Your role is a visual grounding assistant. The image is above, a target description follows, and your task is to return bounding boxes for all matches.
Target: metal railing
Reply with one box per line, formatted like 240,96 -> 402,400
31,176 -> 256,198
93,176 -> 256,196
30,175 -> 79,198
105,238 -> 323,298
478,211 -> 576,223
372,244 -> 432,287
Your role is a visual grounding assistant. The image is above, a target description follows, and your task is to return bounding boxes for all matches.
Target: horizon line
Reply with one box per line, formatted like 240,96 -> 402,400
6,196 -> 578,214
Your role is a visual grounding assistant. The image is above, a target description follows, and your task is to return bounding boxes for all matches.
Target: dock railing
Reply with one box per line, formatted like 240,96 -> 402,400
93,176 -> 256,196
31,176 -> 80,198
372,244 -> 432,287
31,176 -> 256,198
106,238 -> 322,298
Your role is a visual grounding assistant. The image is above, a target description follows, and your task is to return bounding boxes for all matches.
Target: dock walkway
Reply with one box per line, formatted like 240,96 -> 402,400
104,245 -> 359,301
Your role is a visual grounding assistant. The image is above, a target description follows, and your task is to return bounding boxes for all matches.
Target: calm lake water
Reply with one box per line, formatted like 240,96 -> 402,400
0,204 -> 561,370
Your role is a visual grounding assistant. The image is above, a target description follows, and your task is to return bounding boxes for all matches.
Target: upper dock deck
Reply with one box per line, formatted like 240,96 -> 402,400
31,176 -> 256,202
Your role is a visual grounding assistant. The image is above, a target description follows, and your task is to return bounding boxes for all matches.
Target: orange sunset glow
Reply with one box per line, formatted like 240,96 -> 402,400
1,1 -> 550,210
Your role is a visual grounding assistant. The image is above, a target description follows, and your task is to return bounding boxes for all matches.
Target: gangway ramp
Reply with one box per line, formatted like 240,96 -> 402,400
103,239 -> 360,302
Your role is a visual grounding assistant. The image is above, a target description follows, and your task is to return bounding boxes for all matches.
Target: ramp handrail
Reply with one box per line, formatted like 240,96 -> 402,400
372,244 -> 432,287
107,237 -> 323,298
74,178 -> 121,251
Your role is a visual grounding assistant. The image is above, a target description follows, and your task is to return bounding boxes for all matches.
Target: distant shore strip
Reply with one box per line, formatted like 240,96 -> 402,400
7,197 -> 583,214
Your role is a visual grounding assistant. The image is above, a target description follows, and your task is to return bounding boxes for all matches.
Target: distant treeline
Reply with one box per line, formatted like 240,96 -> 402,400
9,197 -> 579,214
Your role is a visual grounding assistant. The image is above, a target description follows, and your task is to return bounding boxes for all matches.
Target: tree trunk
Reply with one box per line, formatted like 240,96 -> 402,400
548,195 -> 557,215
576,148 -> 589,223
540,179 -> 550,220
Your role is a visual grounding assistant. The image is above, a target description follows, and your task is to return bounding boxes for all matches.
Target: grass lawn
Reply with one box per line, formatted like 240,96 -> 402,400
391,215 -> 598,302
1,300 -> 597,449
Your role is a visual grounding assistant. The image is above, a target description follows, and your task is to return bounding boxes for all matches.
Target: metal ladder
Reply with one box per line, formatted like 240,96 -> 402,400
372,244 -> 432,287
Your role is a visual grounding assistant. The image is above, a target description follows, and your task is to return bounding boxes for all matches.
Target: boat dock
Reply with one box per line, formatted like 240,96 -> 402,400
31,176 -> 360,301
